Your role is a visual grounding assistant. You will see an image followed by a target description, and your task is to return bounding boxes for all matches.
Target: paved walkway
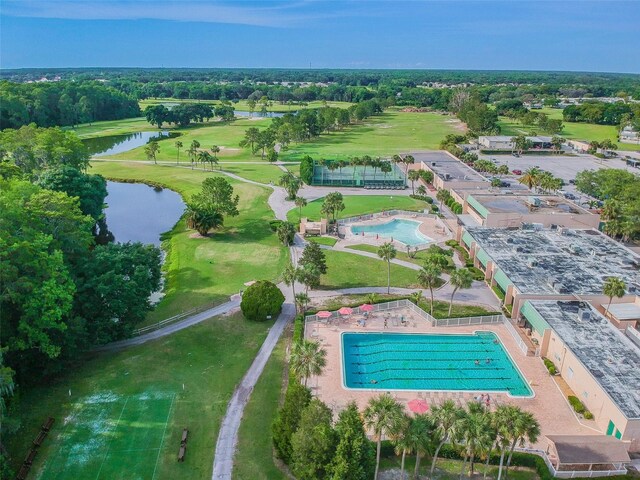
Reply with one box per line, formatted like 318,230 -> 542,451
93,298 -> 241,352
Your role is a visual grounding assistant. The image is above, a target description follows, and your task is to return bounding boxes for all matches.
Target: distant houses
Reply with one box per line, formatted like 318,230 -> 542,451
478,135 -> 553,151
619,125 -> 640,145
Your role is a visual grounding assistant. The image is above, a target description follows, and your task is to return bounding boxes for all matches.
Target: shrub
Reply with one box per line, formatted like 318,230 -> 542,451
468,267 -> 484,281
444,239 -> 459,247
543,358 -> 558,376
269,219 -> 284,231
272,381 -> 312,463
409,194 -> 434,204
299,155 -> 314,185
430,205 -> 439,213
240,280 -> 285,321
584,411 -> 594,420
568,395 -> 593,418
491,285 -> 506,300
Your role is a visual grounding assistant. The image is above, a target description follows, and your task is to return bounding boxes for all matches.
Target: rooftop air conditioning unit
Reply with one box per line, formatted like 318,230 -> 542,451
569,244 -> 581,254
431,162 -> 437,167
558,227 -> 568,235
577,308 -> 591,322
506,237 -> 514,244
553,281 -> 567,293
527,257 -> 538,268
444,173 -> 451,180
532,223 -> 544,231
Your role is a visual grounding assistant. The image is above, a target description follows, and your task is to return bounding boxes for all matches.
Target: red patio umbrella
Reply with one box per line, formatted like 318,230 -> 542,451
407,398 -> 429,414
316,311 -> 332,319
338,307 -> 354,315
360,304 -> 374,312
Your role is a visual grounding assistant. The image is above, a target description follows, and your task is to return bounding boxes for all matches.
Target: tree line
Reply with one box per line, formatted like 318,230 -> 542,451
563,101 -> 640,127
144,102 -> 235,128
0,80 -> 140,130
239,100 -> 383,159
0,125 -> 164,474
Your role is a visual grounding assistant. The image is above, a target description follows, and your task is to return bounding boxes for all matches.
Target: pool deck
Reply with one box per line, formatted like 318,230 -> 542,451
305,305 -> 600,450
339,214 -> 452,250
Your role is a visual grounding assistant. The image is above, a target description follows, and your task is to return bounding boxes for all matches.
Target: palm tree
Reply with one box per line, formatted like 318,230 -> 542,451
290,340 -> 327,387
459,407 -> 493,478
448,268 -> 474,316
430,400 -> 464,477
380,161 -> 392,187
371,158 -> 382,183
175,140 -> 183,164
294,196 -> 307,222
197,150 -> 213,170
416,185 -> 427,196
551,136 -> 564,153
436,188 -> 450,209
403,154 -> 415,186
350,156 -> 363,186
417,262 -> 443,317
144,141 -> 160,164
185,203 -> 223,236
211,145 -> 220,161
505,410 -> 540,473
408,170 -> 420,194
601,199 -> 622,223
517,167 -> 540,190
366,292 -> 378,305
282,262 -> 300,302
391,415 -> 413,480
279,172 -> 302,200
378,242 -> 397,294
294,292 -> 310,314
188,139 -> 201,169
363,393 -> 405,480
603,277 -> 626,316
409,414 -> 435,479
492,405 -> 521,480
361,155 -> 372,186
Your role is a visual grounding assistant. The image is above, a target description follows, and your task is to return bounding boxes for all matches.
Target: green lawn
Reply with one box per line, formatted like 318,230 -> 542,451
8,312 -> 274,480
90,161 -> 289,323
380,455 -> 538,480
279,111 -> 464,162
219,163 -> 285,184
102,118 -> 272,162
320,250 -> 420,290
307,236 -> 338,247
233,336 -> 287,480
346,243 -> 456,270
498,114 -> 640,152
417,299 -> 499,319
140,98 -> 353,113
287,195 -> 427,223
67,116 -> 158,138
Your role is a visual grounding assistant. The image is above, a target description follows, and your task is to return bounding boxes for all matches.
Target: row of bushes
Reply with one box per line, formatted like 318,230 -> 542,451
467,266 -> 485,281
445,196 -> 463,214
409,194 -> 434,204
568,395 -> 594,419
543,358 -> 558,375
491,285 -> 506,301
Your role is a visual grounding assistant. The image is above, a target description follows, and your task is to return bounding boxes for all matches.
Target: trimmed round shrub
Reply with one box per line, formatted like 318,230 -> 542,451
241,280 -> 285,321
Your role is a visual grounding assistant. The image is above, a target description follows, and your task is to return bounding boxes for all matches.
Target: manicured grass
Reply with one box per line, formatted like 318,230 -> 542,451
233,335 -> 287,480
306,236 -> 338,247
380,455 -> 538,480
498,115 -> 640,152
346,243 -> 456,270
417,299 -> 499,319
103,118 -> 272,162
286,195 -> 427,223
320,250 -> 420,290
8,312 -> 274,480
90,161 -> 289,323
220,163 -> 285,184
312,293 -> 409,311
67,116 -> 157,138
279,111 -> 465,161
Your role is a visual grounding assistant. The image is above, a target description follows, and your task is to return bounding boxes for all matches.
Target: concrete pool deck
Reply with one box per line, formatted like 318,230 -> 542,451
305,305 -> 600,449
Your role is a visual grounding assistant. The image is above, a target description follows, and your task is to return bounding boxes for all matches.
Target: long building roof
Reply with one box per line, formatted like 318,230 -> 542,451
465,227 -> 640,295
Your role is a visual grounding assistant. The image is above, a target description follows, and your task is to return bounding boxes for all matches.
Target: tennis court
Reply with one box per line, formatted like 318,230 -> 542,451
39,391 -> 175,479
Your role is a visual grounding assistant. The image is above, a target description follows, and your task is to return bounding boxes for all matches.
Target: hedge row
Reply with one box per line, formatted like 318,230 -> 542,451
543,358 -> 557,376
409,194 -> 434,204
568,395 -> 594,419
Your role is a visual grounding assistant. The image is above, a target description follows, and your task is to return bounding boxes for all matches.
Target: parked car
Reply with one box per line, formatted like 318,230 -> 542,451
512,169 -> 522,175
569,179 -> 575,184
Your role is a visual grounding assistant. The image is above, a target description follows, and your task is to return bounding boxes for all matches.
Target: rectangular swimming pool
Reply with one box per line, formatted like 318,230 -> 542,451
342,332 -> 532,397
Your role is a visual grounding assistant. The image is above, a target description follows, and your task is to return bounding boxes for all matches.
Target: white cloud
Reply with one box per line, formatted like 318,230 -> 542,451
1,0 -> 345,27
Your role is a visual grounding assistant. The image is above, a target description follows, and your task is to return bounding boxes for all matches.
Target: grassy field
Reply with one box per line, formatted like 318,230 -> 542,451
279,111 -> 464,162
90,161 -> 289,323
9,312 -> 273,480
320,250 -> 420,290
68,116 -> 156,138
233,336 -> 287,480
307,236 -> 338,247
498,109 -> 640,152
287,195 -> 427,223
219,163 -> 285,184
346,243 -> 456,270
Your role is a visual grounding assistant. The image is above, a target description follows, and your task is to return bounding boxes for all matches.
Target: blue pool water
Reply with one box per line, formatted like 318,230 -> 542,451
350,219 -> 431,246
342,332 -> 532,397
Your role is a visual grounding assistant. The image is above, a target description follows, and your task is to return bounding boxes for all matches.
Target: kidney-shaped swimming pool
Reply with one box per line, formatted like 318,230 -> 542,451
350,218 -> 432,246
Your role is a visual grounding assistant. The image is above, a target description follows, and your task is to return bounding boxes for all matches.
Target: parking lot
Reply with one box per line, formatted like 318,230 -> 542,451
479,152 -> 640,203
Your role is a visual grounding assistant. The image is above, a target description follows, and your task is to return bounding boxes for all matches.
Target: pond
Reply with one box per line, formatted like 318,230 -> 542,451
103,181 -> 185,246
234,110 -> 285,118
84,131 -> 177,157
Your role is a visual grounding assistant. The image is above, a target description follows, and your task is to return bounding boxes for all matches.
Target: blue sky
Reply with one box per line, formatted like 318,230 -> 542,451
1,0 -> 639,72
